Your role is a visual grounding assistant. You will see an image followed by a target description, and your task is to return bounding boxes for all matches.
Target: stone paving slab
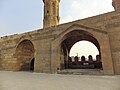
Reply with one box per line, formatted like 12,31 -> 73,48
0,71 -> 120,90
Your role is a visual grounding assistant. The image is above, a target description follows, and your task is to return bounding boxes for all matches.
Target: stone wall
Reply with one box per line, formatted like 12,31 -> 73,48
0,10 -> 120,75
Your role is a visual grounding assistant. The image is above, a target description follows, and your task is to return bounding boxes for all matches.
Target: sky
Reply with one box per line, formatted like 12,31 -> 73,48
0,0 -> 114,37
69,41 -> 99,59
0,0 -> 114,58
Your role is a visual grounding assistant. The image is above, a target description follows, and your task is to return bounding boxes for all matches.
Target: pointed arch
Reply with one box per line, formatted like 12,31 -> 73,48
15,39 -> 35,71
60,30 -> 102,69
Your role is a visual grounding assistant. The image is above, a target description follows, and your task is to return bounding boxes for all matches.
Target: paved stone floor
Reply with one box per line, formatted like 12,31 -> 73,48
0,71 -> 120,90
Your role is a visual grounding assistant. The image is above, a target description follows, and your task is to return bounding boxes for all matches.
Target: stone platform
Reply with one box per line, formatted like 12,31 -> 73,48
58,69 -> 104,75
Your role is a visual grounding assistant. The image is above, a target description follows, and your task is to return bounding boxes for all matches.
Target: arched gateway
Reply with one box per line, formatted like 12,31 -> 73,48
50,24 -> 114,75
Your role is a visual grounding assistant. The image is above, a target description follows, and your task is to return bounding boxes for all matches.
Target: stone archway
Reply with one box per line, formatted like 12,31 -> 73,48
60,30 -> 102,70
15,40 -> 35,71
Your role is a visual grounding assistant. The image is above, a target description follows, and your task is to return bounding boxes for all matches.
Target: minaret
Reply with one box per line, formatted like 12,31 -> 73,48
43,0 -> 60,28
112,0 -> 120,10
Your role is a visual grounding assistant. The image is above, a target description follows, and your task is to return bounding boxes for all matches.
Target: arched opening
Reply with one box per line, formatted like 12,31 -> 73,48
15,40 -> 35,71
60,30 -> 102,70
30,58 -> 35,71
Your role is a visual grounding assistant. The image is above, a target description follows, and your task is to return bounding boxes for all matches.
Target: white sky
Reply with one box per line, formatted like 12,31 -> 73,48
69,41 -> 99,59
0,0 -> 114,57
60,0 -> 114,23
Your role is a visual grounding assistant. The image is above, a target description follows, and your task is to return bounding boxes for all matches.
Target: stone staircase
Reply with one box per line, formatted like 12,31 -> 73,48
57,69 -> 103,75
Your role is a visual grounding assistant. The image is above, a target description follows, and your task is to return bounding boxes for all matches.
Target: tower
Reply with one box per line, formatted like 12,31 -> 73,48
112,0 -> 120,10
43,0 -> 60,28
